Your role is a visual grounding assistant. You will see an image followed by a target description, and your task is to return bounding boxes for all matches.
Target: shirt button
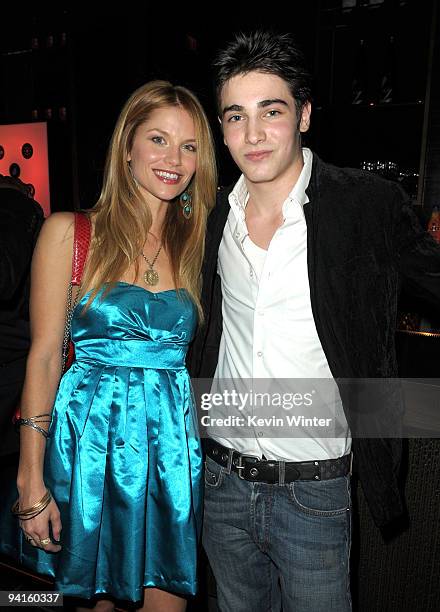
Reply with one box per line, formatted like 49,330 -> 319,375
250,270 -> 254,277
257,432 -> 264,437
257,351 -> 263,357
235,232 -> 240,238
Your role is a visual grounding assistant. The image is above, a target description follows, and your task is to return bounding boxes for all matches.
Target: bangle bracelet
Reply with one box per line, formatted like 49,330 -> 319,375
11,489 -> 51,516
17,413 -> 51,422
17,421 -> 50,439
11,489 -> 52,520
15,415 -> 52,439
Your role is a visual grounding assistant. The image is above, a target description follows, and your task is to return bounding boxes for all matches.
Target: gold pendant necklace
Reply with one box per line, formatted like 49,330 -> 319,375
141,244 -> 162,286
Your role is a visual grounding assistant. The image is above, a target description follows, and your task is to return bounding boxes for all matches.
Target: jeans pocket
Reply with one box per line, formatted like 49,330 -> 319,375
287,476 -> 351,517
204,456 -> 225,489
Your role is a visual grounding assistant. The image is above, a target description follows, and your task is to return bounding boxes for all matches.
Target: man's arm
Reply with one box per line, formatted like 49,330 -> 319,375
393,184 -> 440,305
0,193 -> 44,300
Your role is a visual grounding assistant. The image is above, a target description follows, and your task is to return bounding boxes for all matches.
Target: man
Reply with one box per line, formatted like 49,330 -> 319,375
0,175 -> 44,456
188,31 -> 440,611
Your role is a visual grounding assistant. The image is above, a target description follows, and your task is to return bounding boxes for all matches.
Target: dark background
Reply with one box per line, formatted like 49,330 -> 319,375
0,1 -> 437,212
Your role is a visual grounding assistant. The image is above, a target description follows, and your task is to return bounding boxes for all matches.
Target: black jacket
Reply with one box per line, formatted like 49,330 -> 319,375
188,153 -> 440,528
0,187 -> 44,364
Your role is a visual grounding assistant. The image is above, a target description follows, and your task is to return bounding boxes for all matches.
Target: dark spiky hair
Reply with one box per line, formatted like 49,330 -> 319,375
213,30 -> 312,117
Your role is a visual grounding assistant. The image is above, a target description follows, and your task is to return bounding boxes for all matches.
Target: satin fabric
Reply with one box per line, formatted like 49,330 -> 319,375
0,282 -> 202,601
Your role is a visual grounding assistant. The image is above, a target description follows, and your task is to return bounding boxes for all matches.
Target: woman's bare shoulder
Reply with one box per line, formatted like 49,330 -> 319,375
40,212 -> 75,242
43,211 -> 75,224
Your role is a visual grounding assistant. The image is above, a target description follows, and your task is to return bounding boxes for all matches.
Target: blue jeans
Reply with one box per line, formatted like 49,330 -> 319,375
203,455 -> 352,612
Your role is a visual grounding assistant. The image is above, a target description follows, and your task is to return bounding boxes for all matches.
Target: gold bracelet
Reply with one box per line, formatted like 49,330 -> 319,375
11,490 -> 52,520
11,489 -> 51,516
11,490 -> 51,519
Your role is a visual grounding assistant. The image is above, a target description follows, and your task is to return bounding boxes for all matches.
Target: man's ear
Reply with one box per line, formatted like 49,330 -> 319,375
299,102 -> 312,133
218,116 -> 228,147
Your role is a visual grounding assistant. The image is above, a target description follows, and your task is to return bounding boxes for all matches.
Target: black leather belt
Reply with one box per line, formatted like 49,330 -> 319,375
204,438 -> 351,483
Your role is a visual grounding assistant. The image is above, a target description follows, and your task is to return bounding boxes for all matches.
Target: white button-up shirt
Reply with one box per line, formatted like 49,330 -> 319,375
211,148 -> 351,461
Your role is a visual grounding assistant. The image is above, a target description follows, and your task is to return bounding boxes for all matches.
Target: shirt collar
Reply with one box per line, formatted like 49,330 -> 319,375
228,174 -> 248,223
283,147 -> 313,217
228,148 -> 313,223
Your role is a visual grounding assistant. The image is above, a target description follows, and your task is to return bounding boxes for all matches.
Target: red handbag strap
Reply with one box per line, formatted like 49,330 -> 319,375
71,212 -> 92,286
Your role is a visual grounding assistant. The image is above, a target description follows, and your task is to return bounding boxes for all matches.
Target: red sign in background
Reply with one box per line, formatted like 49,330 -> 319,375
0,122 -> 51,216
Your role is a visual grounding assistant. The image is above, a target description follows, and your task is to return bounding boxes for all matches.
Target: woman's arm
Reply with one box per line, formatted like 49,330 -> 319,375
16,211 -> 75,552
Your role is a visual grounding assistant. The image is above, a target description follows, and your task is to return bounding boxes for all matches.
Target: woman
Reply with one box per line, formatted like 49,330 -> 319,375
8,81 -> 216,611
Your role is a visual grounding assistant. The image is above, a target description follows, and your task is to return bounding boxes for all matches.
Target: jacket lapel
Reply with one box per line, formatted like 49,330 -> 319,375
202,187 -> 232,308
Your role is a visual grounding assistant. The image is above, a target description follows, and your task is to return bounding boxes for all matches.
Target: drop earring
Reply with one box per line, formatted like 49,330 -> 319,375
179,190 -> 193,219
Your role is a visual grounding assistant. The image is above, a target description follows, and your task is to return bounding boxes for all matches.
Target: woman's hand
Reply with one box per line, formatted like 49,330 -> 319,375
17,484 -> 62,553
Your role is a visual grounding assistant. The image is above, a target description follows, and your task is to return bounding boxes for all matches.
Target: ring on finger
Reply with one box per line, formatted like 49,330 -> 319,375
39,537 -> 51,546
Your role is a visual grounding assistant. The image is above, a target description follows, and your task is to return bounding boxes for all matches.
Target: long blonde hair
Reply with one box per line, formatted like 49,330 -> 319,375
82,80 -> 217,320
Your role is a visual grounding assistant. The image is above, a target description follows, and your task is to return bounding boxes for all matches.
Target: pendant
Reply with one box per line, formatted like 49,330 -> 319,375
144,269 -> 159,286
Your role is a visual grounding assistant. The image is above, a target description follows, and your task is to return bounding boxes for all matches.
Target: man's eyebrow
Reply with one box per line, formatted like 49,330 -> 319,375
222,104 -> 244,116
222,99 -> 289,116
258,98 -> 289,108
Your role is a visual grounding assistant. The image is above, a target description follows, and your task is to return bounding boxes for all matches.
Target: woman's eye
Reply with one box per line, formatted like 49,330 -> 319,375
151,136 -> 165,145
183,144 -> 197,152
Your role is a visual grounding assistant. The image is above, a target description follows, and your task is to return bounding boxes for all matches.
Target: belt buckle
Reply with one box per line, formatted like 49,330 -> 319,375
234,454 -> 260,480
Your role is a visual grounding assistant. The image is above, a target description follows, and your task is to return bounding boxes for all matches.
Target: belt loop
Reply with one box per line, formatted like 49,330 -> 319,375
278,460 -> 285,486
224,448 -> 234,474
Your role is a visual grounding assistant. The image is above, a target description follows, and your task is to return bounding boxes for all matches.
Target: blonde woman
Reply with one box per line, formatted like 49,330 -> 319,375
7,81 -> 216,611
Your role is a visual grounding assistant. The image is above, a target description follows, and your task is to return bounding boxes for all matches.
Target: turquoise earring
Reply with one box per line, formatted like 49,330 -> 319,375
179,190 -> 193,219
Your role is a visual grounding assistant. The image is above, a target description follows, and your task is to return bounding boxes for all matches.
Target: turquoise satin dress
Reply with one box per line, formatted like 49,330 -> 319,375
0,282 -> 202,602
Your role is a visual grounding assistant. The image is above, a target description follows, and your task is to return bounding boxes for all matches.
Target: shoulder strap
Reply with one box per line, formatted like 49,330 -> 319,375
61,212 -> 91,372
71,212 -> 92,286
